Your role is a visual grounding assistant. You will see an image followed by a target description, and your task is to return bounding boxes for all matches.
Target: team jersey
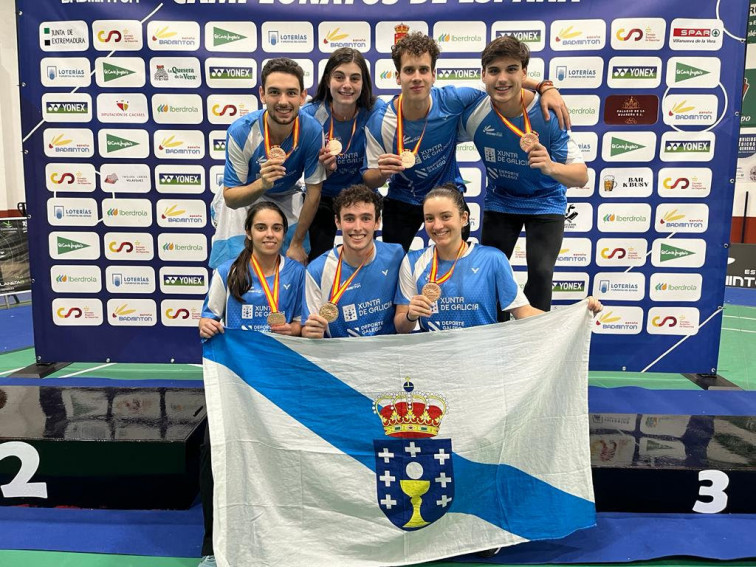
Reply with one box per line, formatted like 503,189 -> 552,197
459,93 -> 583,216
202,255 -> 305,332
395,242 -> 529,331
209,109 -> 326,268
303,240 -> 404,337
301,99 -> 386,198
364,86 -> 483,205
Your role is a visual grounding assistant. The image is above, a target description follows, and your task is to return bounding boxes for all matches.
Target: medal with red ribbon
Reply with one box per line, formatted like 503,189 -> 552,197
319,246 -> 368,323
396,94 -> 430,169
491,90 -> 538,152
326,105 -> 358,156
250,254 -> 285,327
421,241 -> 466,302
263,111 -> 300,161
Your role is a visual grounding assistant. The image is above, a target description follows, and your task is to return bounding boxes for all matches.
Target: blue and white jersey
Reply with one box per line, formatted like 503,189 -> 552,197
304,240 -> 404,337
209,109 -> 326,268
202,255 -> 305,332
364,86 -> 483,205
395,243 -> 529,331
301,99 -> 386,198
459,93 -> 583,216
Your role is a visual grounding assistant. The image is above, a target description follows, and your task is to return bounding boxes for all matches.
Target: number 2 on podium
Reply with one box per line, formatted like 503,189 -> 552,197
0,441 -> 48,499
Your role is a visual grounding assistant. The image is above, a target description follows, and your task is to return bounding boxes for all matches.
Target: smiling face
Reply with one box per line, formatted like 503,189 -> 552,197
259,71 -> 306,126
423,196 -> 468,250
396,52 -> 435,104
336,201 -> 379,255
247,208 -> 286,258
482,56 -> 527,114
328,62 -> 363,110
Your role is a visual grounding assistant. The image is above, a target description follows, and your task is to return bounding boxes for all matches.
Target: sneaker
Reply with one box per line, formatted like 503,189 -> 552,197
198,556 -> 217,567
477,547 -> 501,558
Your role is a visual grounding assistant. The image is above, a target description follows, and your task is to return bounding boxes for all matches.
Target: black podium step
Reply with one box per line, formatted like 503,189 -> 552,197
0,385 -> 205,509
590,413 -> 755,513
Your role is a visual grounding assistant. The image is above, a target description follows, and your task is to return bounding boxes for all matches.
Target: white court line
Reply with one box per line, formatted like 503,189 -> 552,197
723,315 -> 756,321
722,327 -> 756,334
59,363 -> 115,378
0,367 -> 25,376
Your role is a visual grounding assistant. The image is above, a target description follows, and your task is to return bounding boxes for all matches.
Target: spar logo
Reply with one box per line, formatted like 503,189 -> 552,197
670,18 -> 723,50
673,28 -> 720,38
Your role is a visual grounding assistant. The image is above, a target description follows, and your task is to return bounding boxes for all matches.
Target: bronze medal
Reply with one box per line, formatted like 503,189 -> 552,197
400,150 -> 416,169
326,139 -> 342,156
520,132 -> 539,152
267,311 -> 286,327
269,145 -> 287,160
319,302 -> 339,323
422,282 -> 442,302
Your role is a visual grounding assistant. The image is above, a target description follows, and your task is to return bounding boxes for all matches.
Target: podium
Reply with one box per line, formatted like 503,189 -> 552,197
0,385 -> 205,509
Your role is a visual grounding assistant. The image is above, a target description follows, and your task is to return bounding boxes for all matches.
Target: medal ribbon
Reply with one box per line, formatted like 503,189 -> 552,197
395,94 -> 430,157
491,89 -> 532,140
328,246 -> 367,306
328,105 -> 358,155
263,111 -> 300,160
429,241 -> 466,285
250,254 -> 280,314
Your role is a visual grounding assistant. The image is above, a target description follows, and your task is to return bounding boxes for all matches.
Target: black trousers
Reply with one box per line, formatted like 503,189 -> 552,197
381,198 -> 424,253
307,195 -> 337,262
199,423 -> 214,556
481,210 -> 564,312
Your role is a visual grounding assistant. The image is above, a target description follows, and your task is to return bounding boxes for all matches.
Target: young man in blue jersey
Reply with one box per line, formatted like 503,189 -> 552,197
302,185 -> 404,338
363,32 -> 570,252
211,58 -> 326,269
460,35 -> 588,312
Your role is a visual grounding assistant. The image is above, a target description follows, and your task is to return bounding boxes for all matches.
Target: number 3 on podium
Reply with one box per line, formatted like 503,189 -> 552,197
693,469 -> 729,514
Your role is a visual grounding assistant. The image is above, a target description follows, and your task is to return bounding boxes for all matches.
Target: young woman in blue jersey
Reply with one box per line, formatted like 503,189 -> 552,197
197,201 -> 305,567
200,201 -> 305,337
394,185 -> 600,332
301,48 -> 386,261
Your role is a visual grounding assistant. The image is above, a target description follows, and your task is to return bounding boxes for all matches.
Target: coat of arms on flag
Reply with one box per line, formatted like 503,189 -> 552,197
373,380 -> 453,530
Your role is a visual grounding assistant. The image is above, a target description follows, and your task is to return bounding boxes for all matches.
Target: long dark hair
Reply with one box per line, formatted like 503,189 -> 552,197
312,48 -> 376,111
227,201 -> 288,302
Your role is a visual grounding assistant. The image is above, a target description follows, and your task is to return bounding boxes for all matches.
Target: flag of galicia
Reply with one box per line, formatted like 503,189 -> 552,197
203,301 -> 597,566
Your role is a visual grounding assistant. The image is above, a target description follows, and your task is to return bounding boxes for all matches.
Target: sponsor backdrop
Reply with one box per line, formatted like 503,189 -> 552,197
15,0 -> 747,370
0,218 -> 31,296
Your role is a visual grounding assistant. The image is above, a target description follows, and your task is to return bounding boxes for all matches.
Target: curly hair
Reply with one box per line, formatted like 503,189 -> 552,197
391,32 -> 441,72
333,184 -> 383,220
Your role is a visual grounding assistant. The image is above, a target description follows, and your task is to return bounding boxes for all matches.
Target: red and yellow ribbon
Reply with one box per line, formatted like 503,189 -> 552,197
250,254 -> 280,314
263,111 -> 300,160
395,94 -> 430,157
328,247 -> 367,306
328,105 -> 358,155
491,89 -> 532,140
429,241 -> 466,286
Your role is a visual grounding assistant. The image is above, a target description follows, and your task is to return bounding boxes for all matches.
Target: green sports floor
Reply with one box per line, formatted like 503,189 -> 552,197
0,301 -> 754,567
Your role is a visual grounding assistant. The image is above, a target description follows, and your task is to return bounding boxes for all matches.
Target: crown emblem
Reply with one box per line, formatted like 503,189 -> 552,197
373,380 -> 447,438
394,23 -> 410,44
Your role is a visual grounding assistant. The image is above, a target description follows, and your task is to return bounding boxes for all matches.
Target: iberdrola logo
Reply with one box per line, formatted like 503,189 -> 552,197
372,380 -> 453,531
325,28 -> 349,43
556,26 -> 582,41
